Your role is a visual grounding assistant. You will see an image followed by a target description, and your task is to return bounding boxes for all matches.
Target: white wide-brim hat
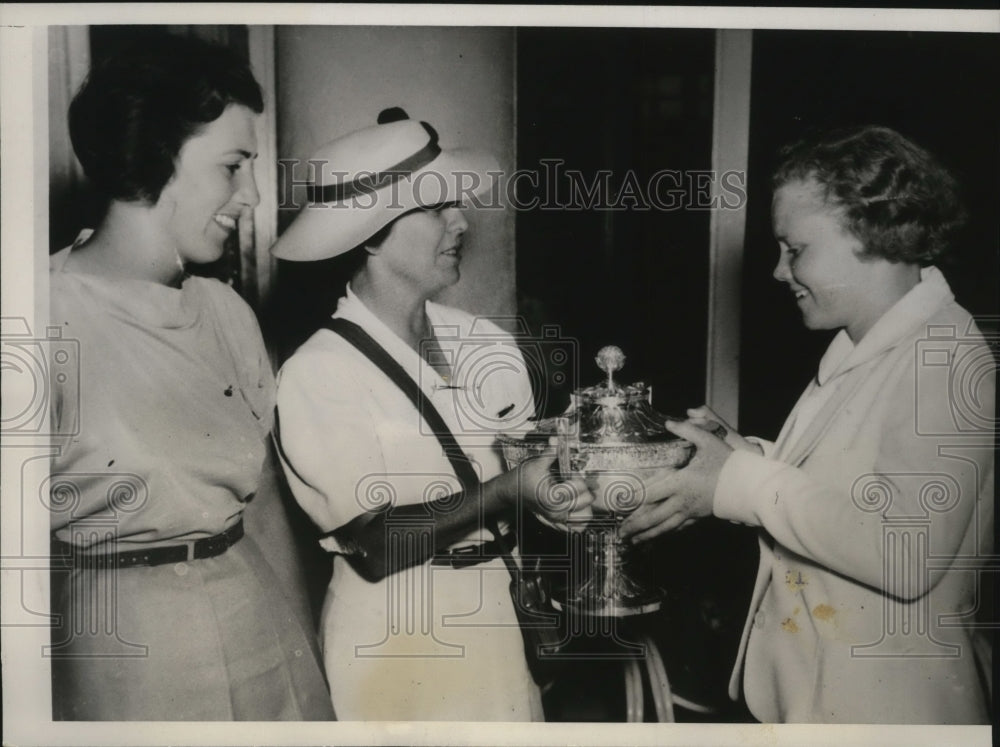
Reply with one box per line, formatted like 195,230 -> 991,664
271,110 -> 499,261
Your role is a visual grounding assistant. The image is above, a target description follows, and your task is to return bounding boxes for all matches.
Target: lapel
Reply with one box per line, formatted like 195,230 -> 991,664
778,363 -> 873,468
729,270 -> 955,703
773,268 -> 954,468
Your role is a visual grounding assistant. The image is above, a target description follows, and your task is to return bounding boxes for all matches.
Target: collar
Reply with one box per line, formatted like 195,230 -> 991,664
332,283 -> 450,392
815,265 -> 954,385
51,229 -> 201,330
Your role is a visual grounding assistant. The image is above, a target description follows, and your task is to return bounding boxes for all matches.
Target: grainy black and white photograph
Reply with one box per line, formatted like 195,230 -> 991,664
1,5 -> 997,747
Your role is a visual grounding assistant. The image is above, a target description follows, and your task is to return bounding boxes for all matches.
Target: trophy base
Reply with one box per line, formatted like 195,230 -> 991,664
554,549 -> 666,617
552,595 -> 663,618
552,524 -> 665,618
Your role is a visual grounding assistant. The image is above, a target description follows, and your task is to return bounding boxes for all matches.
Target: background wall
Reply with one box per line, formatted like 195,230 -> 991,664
268,26 -> 516,358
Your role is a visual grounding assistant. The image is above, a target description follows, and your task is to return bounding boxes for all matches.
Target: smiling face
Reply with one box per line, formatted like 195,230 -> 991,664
369,203 -> 469,297
771,177 -> 910,343
153,104 -> 260,265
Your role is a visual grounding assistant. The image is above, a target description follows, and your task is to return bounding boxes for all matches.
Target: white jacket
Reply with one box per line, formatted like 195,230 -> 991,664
716,267 -> 994,723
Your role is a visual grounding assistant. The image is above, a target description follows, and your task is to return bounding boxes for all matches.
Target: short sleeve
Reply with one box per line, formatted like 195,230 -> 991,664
274,346 -> 388,541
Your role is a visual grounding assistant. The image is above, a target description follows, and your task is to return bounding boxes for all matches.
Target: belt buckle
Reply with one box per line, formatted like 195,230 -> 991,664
450,543 -> 484,558
445,542 -> 493,569
429,542 -> 478,569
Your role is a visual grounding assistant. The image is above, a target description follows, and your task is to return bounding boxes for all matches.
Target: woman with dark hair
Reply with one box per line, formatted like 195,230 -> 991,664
48,33 -> 335,720
621,125 -> 994,723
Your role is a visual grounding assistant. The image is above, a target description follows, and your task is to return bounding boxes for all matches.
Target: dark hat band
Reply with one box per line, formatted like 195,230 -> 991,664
306,121 -> 442,204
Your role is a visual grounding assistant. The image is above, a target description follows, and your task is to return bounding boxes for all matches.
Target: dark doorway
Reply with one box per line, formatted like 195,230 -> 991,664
515,27 -> 716,419
516,28 -> 758,721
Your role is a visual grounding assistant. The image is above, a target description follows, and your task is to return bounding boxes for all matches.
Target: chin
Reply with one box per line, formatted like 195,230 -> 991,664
802,316 -> 839,333
798,311 -> 823,331
189,243 -> 228,266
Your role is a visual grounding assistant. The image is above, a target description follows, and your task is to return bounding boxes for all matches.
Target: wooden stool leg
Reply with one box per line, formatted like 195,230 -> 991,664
624,655 -> 644,722
641,634 -> 675,722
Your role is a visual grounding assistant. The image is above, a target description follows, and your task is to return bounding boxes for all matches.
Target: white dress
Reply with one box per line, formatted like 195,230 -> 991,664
275,285 -> 544,720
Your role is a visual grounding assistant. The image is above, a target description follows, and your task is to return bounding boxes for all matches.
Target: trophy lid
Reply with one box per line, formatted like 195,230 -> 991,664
531,345 -> 678,445
572,346 -> 672,444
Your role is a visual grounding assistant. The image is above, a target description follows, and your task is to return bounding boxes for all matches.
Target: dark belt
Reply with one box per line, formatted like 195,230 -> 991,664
51,519 -> 244,569
431,531 -> 516,569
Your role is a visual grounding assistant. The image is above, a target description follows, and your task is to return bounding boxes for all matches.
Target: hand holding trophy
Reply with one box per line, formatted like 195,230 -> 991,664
499,346 -> 706,617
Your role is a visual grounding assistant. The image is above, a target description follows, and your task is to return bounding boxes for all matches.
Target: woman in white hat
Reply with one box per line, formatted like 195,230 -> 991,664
272,109 -> 592,720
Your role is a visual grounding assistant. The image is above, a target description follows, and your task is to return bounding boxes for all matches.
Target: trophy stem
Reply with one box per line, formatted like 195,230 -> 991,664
557,518 -> 664,617
500,344 -> 687,620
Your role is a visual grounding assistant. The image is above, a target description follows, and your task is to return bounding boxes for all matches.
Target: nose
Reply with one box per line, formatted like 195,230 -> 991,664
444,206 -> 468,234
236,167 -> 261,210
772,250 -> 791,283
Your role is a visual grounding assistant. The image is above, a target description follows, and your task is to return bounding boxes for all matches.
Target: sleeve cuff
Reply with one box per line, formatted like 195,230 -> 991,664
713,449 -> 789,526
319,535 -> 346,554
319,531 -> 371,557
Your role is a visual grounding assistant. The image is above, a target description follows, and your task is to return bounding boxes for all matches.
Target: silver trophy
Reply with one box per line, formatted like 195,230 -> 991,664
499,346 -> 712,617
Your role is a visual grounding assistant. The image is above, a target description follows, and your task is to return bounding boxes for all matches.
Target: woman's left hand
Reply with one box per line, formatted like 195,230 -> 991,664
618,419 -> 734,543
498,447 -> 595,526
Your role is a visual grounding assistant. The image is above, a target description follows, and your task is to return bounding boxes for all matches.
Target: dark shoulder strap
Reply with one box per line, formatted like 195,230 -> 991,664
323,317 -> 518,564
323,317 -> 481,489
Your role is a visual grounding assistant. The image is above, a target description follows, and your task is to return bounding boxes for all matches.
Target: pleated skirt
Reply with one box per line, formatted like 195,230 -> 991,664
51,534 -> 336,720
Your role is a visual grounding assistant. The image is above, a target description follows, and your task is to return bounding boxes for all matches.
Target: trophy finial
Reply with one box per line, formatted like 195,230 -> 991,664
595,345 -> 625,391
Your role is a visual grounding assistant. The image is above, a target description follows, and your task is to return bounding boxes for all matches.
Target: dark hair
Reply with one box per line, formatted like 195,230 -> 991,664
328,218 -> 394,280
772,125 -> 967,264
68,33 -> 264,204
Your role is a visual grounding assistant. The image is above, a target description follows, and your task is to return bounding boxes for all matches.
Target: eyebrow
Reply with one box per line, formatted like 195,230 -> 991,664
223,149 -> 257,159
